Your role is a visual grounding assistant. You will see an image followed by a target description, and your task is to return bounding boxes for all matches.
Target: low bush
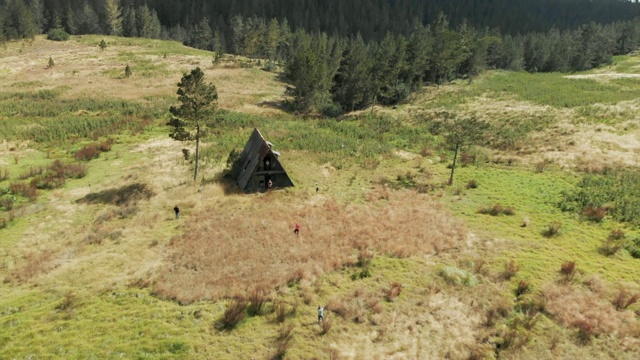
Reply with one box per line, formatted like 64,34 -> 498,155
515,280 -> 531,297
575,319 -> 596,343
74,139 -> 113,161
625,236 -> 640,259
560,261 -> 576,281
9,181 -> 38,201
57,292 -> 78,311
478,204 -> 515,216
1,197 -> 14,211
466,179 -> 478,189
613,289 -> 639,310
600,229 -> 626,256
460,152 -> 476,167
247,288 -> 269,316
384,282 -> 403,302
31,173 -> 65,189
47,27 -> 70,41
542,221 -> 562,238
502,260 -> 519,280
583,205 -> 607,222
220,298 -> 247,329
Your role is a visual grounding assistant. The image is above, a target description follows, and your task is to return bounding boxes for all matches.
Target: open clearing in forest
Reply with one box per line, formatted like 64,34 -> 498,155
0,36 -> 639,359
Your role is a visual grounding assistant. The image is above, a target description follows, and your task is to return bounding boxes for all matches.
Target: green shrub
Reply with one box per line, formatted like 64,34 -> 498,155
47,28 -> 70,41
625,237 -> 640,259
561,169 -> 640,225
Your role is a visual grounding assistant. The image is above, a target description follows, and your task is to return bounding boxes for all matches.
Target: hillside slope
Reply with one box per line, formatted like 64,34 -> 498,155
0,36 -> 639,359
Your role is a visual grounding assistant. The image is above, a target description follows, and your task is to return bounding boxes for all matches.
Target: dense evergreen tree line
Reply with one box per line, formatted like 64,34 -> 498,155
140,0 -> 640,41
2,0 -> 639,44
1,0 -> 639,114
281,16 -> 640,113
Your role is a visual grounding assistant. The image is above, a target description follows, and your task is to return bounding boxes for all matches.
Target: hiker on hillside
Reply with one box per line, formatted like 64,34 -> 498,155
318,306 -> 324,324
174,205 -> 180,219
294,223 -> 300,236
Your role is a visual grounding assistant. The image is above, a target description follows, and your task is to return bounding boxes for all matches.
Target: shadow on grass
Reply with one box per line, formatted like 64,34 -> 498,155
77,182 -> 155,206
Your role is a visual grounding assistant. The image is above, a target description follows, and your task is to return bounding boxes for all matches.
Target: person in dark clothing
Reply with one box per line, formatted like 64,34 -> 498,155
174,205 -> 180,219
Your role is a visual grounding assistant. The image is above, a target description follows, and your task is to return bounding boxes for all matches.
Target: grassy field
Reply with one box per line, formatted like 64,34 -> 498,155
0,35 -> 639,359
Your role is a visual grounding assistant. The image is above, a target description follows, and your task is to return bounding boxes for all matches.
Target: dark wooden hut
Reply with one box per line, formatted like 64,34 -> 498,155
230,128 -> 294,192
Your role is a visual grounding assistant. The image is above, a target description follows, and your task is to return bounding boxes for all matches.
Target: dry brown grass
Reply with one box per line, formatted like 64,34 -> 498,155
5,250 -> 56,283
0,36 -> 286,115
154,189 -> 466,303
542,283 -> 640,339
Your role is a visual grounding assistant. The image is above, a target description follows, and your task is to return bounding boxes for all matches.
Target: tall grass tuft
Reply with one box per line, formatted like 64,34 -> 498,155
274,302 -> 287,323
613,289 -> 639,311
559,261 -> 576,282
502,260 -> 519,280
320,317 -> 333,335
0,168 -> 8,181
600,229 -> 626,256
478,204 -> 515,216
273,324 -> 294,359
384,282 -> 403,302
515,280 -> 531,297
220,298 -> 247,330
542,221 -> 562,238
247,288 -> 269,316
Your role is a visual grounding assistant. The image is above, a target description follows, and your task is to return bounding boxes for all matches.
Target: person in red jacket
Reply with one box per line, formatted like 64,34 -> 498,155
294,223 -> 300,236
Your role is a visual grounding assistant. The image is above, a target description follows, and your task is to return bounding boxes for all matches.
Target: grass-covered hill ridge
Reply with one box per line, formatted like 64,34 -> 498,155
0,35 -> 639,359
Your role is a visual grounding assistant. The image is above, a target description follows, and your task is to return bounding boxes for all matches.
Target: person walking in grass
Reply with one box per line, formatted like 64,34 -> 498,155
294,223 -> 300,236
318,305 -> 324,324
174,205 -> 180,219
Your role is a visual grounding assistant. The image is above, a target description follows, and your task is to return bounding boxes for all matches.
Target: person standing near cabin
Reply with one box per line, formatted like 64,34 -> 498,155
294,223 -> 300,236
174,205 -> 180,219
268,179 -> 273,188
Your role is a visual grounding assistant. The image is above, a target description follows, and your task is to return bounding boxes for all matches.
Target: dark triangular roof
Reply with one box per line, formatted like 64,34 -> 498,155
230,128 -> 294,192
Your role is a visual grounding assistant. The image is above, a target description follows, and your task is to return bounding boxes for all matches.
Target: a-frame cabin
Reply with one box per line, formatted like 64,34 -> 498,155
230,128 -> 294,192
